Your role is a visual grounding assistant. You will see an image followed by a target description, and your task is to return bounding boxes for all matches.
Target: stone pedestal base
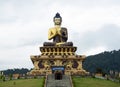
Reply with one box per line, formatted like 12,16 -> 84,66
30,46 -> 88,75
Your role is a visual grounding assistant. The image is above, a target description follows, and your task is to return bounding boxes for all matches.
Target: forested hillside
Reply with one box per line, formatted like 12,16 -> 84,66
2,68 -> 29,75
83,49 -> 120,74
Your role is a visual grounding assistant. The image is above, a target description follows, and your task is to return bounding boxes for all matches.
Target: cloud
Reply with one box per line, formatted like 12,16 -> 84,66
0,45 -> 40,70
98,24 -> 120,49
73,24 -> 120,55
85,46 -> 107,56
0,0 -> 120,70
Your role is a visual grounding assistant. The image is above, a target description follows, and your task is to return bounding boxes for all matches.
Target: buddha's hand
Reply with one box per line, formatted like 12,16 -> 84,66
57,28 -> 62,35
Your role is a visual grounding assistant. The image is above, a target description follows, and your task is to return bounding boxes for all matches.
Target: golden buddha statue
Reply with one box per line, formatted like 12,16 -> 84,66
44,13 -> 73,46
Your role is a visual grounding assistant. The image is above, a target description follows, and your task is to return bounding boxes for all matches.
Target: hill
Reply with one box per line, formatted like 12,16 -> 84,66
83,49 -> 120,74
1,68 -> 30,75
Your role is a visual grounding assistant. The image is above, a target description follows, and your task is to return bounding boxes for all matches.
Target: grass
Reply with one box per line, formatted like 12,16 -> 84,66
0,78 -> 44,87
72,77 -> 120,87
1,77 -> 120,87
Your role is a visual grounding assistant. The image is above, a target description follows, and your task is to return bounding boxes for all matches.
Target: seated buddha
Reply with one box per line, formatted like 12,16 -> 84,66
43,13 -> 73,46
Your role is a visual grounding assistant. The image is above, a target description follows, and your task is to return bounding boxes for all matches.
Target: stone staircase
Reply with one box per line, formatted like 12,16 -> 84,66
46,74 -> 72,87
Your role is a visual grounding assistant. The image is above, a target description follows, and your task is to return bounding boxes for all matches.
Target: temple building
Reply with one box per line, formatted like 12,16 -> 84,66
30,13 -> 88,76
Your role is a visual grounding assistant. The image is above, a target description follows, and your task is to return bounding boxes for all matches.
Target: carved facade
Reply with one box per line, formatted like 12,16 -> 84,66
30,46 -> 88,75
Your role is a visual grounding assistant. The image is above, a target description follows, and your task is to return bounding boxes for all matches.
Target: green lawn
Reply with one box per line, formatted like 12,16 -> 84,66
1,77 -> 120,87
72,77 -> 120,87
0,78 -> 44,87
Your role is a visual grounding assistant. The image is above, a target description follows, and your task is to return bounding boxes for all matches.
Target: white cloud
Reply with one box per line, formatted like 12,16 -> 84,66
0,0 -> 120,70
85,46 -> 107,56
0,45 -> 40,70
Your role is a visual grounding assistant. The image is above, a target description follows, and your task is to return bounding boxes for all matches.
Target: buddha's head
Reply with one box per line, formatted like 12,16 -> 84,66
53,13 -> 62,25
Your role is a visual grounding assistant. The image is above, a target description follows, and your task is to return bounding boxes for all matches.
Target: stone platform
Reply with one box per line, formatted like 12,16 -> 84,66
30,46 -> 88,75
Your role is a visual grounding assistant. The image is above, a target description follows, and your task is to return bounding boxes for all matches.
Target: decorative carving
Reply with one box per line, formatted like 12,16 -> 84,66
34,61 -> 39,70
66,60 -> 73,70
50,60 -> 54,65
38,60 -> 44,69
54,60 -> 62,66
43,60 -> 50,70
40,46 -> 77,55
72,60 -> 78,68
77,60 -> 83,70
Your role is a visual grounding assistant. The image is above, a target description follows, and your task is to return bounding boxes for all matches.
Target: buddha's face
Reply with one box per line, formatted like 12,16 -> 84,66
54,18 -> 61,25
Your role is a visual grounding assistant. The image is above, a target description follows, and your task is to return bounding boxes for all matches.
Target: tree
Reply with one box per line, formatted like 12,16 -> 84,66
2,75 -> 5,82
83,49 -> 120,74
9,74 -> 13,80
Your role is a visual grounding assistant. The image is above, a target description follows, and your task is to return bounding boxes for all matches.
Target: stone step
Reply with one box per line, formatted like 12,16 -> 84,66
46,74 -> 72,87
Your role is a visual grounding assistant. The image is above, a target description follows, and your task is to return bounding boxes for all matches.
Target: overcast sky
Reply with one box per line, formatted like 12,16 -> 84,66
0,0 -> 120,70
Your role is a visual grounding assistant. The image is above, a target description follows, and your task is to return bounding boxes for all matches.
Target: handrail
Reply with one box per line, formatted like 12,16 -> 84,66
44,75 -> 47,87
70,75 -> 74,87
